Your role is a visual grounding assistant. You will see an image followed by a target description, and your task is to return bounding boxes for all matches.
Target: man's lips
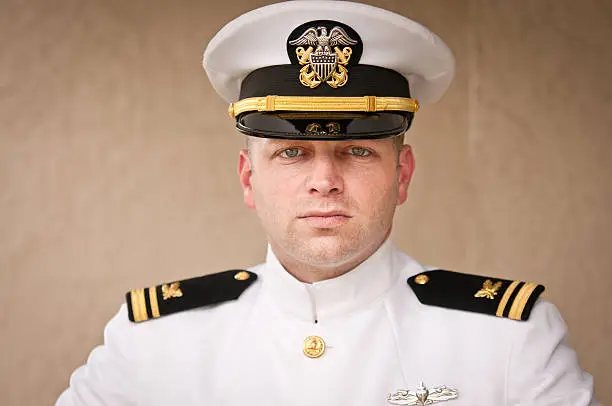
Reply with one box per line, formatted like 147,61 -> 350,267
298,210 -> 351,218
297,211 -> 352,228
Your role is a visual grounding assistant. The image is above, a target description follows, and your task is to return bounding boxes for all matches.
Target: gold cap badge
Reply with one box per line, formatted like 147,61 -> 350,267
287,21 -> 361,89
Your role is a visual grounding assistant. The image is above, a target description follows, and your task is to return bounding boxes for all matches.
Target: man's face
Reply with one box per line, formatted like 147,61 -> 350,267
238,137 -> 415,279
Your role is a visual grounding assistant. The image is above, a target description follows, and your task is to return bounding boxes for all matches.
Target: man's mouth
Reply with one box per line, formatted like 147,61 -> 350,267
297,211 -> 352,228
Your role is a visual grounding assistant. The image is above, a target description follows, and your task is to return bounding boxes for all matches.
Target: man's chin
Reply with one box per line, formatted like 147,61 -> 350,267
295,236 -> 361,266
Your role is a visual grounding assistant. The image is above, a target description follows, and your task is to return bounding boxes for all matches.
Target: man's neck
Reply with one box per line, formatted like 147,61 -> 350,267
278,256 -> 366,283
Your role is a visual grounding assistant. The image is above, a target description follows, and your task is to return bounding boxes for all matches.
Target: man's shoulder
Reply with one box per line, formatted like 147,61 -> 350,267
407,269 -> 546,322
124,268 -> 261,324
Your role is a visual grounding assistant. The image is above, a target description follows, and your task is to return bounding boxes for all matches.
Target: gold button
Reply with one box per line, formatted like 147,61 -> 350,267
414,274 -> 429,285
234,271 -> 250,281
303,335 -> 326,359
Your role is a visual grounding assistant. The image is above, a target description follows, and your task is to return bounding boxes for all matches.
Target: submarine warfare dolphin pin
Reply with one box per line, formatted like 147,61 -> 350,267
388,381 -> 458,405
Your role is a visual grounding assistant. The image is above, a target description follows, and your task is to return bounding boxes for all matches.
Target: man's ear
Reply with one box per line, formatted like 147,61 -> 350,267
238,149 -> 255,209
396,144 -> 415,205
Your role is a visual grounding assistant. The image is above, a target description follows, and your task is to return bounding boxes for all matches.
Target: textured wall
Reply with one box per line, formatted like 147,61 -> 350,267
0,0 -> 610,404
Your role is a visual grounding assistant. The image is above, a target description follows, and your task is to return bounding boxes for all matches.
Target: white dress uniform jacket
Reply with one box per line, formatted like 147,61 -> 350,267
57,240 -> 596,405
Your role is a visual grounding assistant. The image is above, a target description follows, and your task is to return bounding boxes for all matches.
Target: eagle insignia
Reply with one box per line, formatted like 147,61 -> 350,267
388,382 -> 459,405
161,282 -> 183,300
474,279 -> 502,300
288,24 -> 358,88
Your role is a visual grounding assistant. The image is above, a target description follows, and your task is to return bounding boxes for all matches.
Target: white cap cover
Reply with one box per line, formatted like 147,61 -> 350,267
203,0 -> 455,105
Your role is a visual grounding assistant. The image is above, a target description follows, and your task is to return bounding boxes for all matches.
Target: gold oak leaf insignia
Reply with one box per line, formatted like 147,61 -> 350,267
162,282 -> 183,300
474,279 -> 502,299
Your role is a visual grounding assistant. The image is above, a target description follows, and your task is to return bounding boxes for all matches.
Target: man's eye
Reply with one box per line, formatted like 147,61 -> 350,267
279,148 -> 302,158
349,147 -> 372,157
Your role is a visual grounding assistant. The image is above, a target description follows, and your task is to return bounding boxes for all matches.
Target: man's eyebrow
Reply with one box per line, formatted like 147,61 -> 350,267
262,140 -> 283,147
262,139 -> 307,149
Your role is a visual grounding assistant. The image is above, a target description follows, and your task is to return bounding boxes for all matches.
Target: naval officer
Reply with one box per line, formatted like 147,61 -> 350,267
57,1 -> 597,405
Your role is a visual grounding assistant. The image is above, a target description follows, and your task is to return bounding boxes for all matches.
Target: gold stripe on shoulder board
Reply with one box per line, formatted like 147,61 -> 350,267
130,288 -> 148,322
149,286 -> 160,318
508,282 -> 539,321
496,280 -> 520,317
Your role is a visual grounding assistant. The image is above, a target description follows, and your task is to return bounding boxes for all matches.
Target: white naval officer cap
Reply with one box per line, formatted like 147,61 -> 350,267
203,0 -> 455,140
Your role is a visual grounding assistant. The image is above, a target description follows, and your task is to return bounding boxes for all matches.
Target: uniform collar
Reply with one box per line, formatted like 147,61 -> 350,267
261,238 -> 400,323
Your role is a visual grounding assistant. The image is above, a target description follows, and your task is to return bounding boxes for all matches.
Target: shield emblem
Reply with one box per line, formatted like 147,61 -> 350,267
309,53 -> 337,82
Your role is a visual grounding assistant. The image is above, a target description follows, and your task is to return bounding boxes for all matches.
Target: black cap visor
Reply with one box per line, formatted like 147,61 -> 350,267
236,111 -> 413,140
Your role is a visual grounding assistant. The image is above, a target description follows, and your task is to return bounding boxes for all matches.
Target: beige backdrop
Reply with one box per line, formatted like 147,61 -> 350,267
1,0 -> 610,404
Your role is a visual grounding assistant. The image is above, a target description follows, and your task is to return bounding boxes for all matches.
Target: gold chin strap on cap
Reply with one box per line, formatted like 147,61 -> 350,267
228,95 -> 419,118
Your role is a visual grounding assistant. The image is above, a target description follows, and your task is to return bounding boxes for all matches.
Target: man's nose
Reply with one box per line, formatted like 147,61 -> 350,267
306,155 -> 344,196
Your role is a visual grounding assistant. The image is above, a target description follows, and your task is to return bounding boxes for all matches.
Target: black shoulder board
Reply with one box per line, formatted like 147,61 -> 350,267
126,269 -> 257,323
408,270 -> 545,321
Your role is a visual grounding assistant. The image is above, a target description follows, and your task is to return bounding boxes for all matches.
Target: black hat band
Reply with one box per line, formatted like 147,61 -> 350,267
239,64 -> 411,99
